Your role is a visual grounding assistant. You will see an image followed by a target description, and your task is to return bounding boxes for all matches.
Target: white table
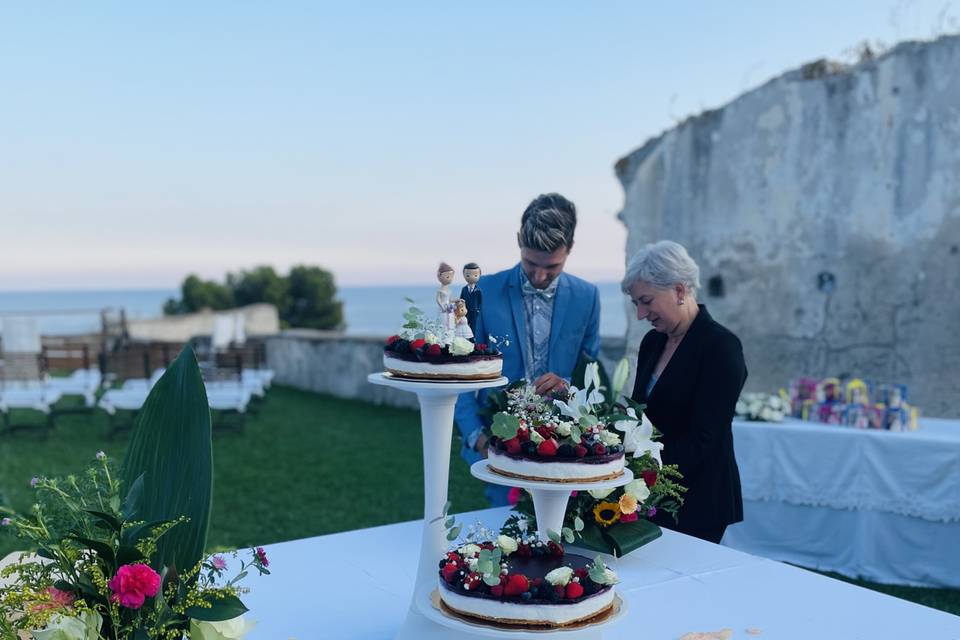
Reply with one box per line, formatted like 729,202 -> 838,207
241,507 -> 960,639
725,417 -> 960,588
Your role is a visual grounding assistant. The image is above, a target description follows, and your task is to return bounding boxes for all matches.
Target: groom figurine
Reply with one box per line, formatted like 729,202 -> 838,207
460,263 -> 483,338
454,193 -> 601,505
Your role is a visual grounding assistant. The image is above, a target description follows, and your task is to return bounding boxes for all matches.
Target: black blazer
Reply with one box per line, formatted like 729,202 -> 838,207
632,305 -> 746,533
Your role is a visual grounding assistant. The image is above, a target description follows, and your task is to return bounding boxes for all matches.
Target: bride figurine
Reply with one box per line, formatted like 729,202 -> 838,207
436,262 -> 456,331
453,298 -> 474,340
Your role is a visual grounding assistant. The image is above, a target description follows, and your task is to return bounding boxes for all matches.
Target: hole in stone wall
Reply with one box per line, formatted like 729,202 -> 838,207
951,245 -> 958,255
707,275 -> 725,298
817,271 -> 836,293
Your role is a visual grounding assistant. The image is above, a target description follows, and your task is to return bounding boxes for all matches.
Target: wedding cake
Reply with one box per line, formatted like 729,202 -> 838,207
437,536 -> 618,628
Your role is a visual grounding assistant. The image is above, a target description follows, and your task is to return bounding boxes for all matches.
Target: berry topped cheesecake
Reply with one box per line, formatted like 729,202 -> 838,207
485,384 -> 626,482
384,334 -> 503,381
437,535 -> 619,628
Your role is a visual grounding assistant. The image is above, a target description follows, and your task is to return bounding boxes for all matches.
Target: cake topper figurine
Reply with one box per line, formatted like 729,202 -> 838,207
453,298 -> 474,340
437,262 -> 456,331
459,262 -> 483,338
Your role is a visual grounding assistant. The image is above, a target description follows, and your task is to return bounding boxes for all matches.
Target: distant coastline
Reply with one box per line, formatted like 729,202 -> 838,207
0,283 -> 628,338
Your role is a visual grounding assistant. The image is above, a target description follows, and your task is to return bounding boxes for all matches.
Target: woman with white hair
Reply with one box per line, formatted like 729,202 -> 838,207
623,240 -> 746,544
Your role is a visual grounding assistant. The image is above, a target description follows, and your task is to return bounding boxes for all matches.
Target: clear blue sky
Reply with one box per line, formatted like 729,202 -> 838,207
2,1 -> 956,289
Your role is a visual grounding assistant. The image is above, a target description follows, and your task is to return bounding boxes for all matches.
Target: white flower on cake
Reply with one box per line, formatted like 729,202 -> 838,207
556,421 -> 573,437
497,534 -> 518,555
424,332 -> 439,345
459,543 -> 481,557
599,430 -> 621,447
450,336 -> 474,356
544,566 -> 574,586
623,478 -> 651,502
588,487 -> 615,500
614,407 -> 663,465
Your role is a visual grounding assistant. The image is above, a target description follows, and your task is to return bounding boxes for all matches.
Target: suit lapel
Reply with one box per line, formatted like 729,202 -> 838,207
507,265 -> 527,368
637,332 -> 666,401
547,274 -> 569,372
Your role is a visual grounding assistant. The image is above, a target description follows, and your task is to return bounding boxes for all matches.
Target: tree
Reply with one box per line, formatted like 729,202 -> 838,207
163,274 -> 234,314
286,265 -> 344,330
164,265 -> 344,331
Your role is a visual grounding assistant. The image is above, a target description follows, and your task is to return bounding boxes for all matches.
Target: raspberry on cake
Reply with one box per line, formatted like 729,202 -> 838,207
436,534 -> 619,628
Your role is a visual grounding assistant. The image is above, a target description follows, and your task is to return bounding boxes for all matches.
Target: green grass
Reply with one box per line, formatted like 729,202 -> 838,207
0,386 -> 957,617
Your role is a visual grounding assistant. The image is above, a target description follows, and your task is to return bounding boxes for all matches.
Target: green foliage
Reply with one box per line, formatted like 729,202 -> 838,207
165,264 -> 344,330
120,346 -> 213,575
164,275 -> 234,315
491,413 -> 520,440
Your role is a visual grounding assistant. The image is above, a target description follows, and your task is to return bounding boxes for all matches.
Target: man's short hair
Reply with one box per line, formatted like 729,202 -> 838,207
518,193 -> 577,252
463,262 -> 481,272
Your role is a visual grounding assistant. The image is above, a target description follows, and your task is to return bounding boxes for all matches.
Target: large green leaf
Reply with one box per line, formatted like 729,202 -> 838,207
603,519 -> 662,556
120,346 -> 213,575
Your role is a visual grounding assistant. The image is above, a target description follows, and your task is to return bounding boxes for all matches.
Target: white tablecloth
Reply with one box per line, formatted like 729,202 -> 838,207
725,416 -> 960,587
243,507 -> 960,639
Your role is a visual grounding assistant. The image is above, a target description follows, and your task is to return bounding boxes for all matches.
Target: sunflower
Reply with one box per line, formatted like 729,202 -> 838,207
593,501 -> 621,527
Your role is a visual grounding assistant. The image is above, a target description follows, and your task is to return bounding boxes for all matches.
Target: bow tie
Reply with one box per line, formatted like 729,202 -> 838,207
521,279 -> 557,301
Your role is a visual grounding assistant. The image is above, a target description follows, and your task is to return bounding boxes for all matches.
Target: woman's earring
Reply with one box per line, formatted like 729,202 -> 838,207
678,298 -> 684,305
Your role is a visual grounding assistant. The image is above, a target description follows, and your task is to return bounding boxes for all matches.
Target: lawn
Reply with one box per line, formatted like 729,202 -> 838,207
0,386 -> 957,617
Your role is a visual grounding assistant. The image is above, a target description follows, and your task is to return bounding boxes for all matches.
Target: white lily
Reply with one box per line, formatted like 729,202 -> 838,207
584,362 -> 601,394
613,408 -> 663,466
553,385 -> 605,419
611,358 -> 630,398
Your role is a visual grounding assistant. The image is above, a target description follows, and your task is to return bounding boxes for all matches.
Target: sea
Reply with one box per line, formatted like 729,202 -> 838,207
0,283 -> 629,338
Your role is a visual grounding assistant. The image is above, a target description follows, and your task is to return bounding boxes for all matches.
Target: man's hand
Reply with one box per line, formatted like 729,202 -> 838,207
474,433 -> 489,458
533,372 -> 568,397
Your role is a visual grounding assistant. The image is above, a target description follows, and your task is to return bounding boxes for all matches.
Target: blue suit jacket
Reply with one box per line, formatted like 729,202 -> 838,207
454,264 -> 601,463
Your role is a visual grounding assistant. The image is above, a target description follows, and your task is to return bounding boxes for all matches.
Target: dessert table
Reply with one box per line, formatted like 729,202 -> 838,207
242,507 -> 960,639
725,416 -> 960,588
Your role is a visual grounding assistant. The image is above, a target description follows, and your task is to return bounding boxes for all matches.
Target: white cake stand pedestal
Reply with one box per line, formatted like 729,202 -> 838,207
368,372 -> 507,639
469,462 -> 635,543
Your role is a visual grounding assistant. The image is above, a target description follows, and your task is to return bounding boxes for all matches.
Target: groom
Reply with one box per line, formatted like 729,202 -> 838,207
454,193 -> 601,505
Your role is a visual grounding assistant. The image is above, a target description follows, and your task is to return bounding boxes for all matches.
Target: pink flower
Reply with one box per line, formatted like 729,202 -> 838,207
255,547 -> 269,567
619,511 -> 639,523
569,491 -> 578,497
507,487 -> 522,505
211,555 -> 227,571
108,563 -> 161,609
31,587 -> 75,612
647,506 -> 657,518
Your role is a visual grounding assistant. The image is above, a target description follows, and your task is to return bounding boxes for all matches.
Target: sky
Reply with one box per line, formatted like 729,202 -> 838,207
2,1 -> 957,290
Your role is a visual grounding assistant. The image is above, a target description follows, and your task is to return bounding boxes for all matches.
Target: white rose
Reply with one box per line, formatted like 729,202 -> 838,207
33,611 -> 103,640
450,336 -> 474,356
497,535 -> 518,555
556,421 -> 573,437
544,566 -> 574,586
459,543 -> 481,557
623,479 -> 650,502
602,568 -> 619,585
190,616 -> 257,640
588,487 -> 615,500
424,332 -> 439,345
599,430 -> 621,446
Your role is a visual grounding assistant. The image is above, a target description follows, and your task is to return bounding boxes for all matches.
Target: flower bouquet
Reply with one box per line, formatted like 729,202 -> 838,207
0,348 -> 268,639
735,391 -> 790,422
487,359 -> 685,557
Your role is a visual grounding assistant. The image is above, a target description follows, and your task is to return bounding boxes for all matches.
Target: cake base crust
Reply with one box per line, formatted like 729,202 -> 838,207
384,367 -> 502,381
487,465 -> 625,483
434,591 -> 618,630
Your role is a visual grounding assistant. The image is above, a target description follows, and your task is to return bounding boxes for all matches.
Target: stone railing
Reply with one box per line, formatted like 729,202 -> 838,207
266,330 -> 628,409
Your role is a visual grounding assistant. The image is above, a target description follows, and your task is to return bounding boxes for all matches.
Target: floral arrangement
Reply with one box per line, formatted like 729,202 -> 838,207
487,360 -> 685,557
735,391 -> 789,422
0,347 -> 268,640
0,455 -> 266,640
436,513 -> 617,604
384,299 -> 502,360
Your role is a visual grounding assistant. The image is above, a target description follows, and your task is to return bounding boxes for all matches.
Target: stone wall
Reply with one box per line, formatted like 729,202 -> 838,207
615,35 -> 960,417
266,330 -> 627,409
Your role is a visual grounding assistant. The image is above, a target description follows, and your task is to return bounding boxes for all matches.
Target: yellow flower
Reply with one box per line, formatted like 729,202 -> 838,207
592,501 -> 621,527
618,493 -> 638,515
